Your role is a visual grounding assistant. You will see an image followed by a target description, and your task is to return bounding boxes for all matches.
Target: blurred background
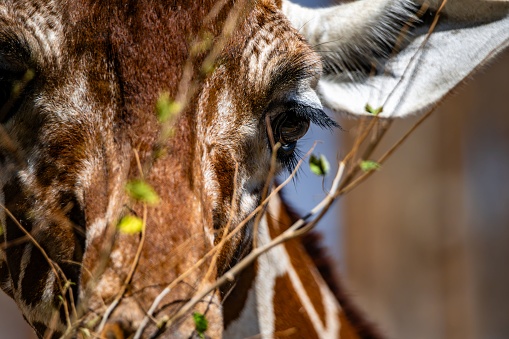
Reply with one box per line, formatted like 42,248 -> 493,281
338,47 -> 509,339
2,1 -> 509,338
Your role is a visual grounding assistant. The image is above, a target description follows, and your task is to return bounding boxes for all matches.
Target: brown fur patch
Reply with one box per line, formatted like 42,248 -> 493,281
340,311 -> 361,339
266,210 -> 327,327
273,273 -> 320,339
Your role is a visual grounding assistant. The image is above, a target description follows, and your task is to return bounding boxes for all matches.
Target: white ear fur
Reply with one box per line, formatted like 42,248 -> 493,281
283,0 -> 509,118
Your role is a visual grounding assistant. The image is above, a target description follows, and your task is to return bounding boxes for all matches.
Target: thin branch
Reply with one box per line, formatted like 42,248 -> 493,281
340,106 -> 437,196
0,205 -> 68,290
158,162 -> 345,330
381,0 -> 446,110
200,160 -> 240,288
253,138 -> 281,249
97,204 -> 147,332
133,147 -> 313,338
97,148 -> 148,332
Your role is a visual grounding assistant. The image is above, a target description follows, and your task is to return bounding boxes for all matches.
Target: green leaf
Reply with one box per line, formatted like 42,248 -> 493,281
156,93 -> 182,123
309,154 -> 330,176
360,160 -> 382,172
365,103 -> 383,116
0,224 -> 4,237
117,215 -> 144,234
193,312 -> 208,338
125,180 -> 160,205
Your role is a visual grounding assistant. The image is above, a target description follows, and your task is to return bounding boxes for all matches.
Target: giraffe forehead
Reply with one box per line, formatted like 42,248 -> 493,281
241,9 -> 322,91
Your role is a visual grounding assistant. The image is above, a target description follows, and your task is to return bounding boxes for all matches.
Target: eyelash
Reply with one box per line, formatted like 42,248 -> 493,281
267,103 -> 339,174
278,143 -> 303,174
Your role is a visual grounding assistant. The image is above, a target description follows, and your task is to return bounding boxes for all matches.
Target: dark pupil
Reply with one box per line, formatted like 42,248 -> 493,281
280,116 -> 309,144
273,114 -> 310,146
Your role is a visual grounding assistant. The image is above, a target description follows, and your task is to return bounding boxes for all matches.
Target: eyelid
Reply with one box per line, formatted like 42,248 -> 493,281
289,89 -> 323,111
267,101 -> 338,131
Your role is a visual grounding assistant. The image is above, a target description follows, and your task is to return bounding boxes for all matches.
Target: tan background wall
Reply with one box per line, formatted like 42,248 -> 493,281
342,49 -> 509,339
0,293 -> 35,338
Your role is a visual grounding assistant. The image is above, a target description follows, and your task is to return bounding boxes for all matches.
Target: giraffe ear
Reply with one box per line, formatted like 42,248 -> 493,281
283,0 -> 509,118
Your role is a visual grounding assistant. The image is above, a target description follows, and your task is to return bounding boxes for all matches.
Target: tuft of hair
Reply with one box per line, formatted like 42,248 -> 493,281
318,0 -> 421,81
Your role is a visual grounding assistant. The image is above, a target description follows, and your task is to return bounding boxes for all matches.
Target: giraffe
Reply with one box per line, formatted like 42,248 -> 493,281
0,0 -> 508,338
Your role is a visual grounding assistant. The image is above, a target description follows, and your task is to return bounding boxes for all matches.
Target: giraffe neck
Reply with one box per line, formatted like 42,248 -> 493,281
223,193 -> 373,339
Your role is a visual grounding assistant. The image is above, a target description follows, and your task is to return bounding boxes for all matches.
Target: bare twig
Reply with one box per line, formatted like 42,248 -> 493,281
252,138 -> 281,249
158,162 -> 345,330
0,205 -> 69,291
200,159 -> 240,288
133,147 -> 313,338
340,106 -> 437,196
97,148 -> 148,332
380,0 -> 446,110
97,204 -> 147,332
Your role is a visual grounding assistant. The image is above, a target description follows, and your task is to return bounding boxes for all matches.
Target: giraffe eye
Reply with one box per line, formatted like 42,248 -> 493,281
271,113 -> 310,154
266,99 -> 338,172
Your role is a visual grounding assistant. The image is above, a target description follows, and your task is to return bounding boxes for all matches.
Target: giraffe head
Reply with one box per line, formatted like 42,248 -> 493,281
0,0 -> 335,336
0,0 -> 508,338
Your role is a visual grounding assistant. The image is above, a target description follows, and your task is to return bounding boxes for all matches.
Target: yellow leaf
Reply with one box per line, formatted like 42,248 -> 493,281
117,215 -> 144,234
